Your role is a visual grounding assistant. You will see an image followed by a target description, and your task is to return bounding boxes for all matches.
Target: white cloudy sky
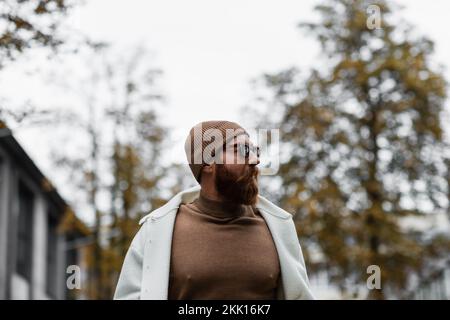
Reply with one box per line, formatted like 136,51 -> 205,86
69,0 -> 322,162
1,0 -> 450,215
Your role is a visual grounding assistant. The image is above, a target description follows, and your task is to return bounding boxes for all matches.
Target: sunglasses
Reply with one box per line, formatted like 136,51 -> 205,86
213,142 -> 261,163
233,143 -> 261,159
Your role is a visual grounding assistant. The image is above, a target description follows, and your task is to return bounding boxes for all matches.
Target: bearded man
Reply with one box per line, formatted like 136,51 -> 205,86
114,120 -> 314,300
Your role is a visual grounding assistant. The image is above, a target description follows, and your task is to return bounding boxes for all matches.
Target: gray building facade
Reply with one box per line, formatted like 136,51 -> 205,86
0,125 -> 86,300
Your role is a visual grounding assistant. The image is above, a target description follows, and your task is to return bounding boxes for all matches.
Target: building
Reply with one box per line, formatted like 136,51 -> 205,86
0,123 -> 90,300
404,258 -> 450,299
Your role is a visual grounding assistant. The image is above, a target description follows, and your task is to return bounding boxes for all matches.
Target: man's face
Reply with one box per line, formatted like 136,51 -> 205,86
214,135 -> 260,205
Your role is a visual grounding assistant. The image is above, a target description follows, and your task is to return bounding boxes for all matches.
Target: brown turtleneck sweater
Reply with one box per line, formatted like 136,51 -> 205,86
168,192 -> 281,300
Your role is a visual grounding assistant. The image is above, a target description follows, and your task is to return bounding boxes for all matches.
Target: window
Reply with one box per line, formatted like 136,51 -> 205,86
0,156 -> 3,205
16,181 -> 34,280
0,156 -> 4,200
46,211 -> 58,298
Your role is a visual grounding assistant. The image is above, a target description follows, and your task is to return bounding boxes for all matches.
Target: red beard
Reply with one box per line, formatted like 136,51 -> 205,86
215,164 -> 259,205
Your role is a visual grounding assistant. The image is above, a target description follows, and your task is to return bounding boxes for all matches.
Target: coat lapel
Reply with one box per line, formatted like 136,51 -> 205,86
140,186 -> 200,299
140,186 -> 304,300
257,208 -> 302,300
141,208 -> 178,299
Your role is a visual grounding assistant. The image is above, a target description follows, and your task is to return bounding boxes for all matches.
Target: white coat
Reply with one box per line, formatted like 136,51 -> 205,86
114,185 -> 315,300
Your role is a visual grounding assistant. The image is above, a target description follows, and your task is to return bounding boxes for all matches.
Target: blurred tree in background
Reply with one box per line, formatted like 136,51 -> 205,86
1,1 -> 194,300
0,0 -> 84,125
0,0 -> 72,66
50,45 -> 176,299
251,0 -> 450,298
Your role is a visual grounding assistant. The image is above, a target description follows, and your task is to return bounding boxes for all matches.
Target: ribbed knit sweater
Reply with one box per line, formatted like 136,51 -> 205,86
168,192 -> 281,300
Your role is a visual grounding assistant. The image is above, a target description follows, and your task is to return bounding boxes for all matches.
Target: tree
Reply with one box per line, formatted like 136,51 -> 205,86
252,0 -> 450,299
0,0 -> 73,67
106,49 -> 167,296
51,45 -> 168,299
0,0 -> 84,129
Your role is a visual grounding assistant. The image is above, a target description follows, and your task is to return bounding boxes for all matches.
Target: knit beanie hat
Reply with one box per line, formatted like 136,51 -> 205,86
184,120 -> 249,182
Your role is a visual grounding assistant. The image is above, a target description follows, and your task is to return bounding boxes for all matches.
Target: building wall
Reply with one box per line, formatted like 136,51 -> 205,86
31,196 -> 48,299
0,144 -> 68,300
0,148 -> 10,299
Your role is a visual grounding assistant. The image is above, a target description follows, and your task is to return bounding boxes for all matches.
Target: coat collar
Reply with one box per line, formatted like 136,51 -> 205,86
138,185 -> 309,300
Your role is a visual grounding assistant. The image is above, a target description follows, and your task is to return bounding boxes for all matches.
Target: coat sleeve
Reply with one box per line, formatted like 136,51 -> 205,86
296,240 -> 316,300
289,216 -> 315,300
113,224 -> 146,300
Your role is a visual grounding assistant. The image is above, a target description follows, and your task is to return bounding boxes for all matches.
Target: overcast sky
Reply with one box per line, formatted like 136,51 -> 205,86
1,0 -> 450,214
70,0 -> 322,163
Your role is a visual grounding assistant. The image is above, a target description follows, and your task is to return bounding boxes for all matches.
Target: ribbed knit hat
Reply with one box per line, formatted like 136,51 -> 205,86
185,120 -> 249,182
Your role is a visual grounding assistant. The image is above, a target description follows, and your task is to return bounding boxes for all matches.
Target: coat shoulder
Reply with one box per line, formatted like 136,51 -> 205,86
138,206 -> 178,225
138,212 -> 155,225
256,195 -> 293,220
139,186 -> 201,225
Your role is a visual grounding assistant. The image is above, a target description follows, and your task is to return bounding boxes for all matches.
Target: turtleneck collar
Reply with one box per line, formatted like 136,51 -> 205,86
194,191 -> 246,218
